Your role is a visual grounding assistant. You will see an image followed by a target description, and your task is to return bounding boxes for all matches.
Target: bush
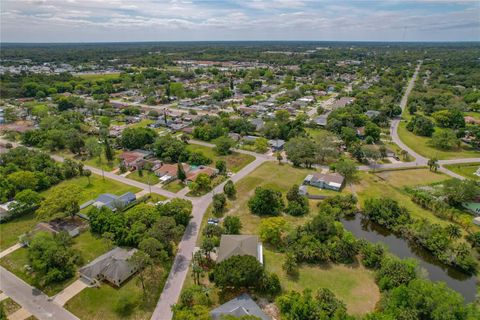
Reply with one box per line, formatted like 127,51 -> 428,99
248,187 -> 284,216
376,257 -> 417,291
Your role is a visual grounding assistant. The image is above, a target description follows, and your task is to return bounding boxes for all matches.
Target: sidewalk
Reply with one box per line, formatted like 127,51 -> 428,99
52,279 -> 88,306
0,243 -> 22,259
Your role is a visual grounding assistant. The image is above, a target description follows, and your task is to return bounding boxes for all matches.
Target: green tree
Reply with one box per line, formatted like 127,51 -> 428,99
177,163 -> 187,182
211,255 -> 264,290
36,185 -> 81,221
284,137 -> 316,167
442,179 -> 479,206
214,136 -> 235,155
376,257 -> 418,290
248,187 -> 284,216
445,224 -> 462,240
9,189 -> 42,218
83,169 -> 92,186
120,127 -> 157,150
429,129 -> 459,150
259,217 -> 289,247
223,180 -> 236,199
334,158 -> 358,184
212,193 -> 227,216
427,158 -> 439,172
215,160 -> 227,175
223,216 -> 242,234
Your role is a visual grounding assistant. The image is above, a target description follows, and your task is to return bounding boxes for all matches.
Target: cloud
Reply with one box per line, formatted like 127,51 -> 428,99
1,0 -> 478,42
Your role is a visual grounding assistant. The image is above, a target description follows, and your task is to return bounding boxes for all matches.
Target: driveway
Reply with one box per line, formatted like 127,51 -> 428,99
52,279 -> 89,307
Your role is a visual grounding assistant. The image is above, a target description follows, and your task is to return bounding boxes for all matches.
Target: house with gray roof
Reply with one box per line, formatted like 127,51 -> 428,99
304,172 -> 345,191
79,247 -> 138,287
217,235 -> 263,264
92,192 -> 136,211
268,139 -> 285,151
210,294 -> 270,320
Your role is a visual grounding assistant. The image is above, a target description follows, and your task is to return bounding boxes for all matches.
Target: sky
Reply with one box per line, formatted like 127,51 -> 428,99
1,0 -> 479,43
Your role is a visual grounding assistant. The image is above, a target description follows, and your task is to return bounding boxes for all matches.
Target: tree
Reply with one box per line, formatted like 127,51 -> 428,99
84,136 -> 102,158
36,185 -> 81,221
445,224 -> 462,240
334,159 -> 358,184
400,149 -> 408,161
212,193 -> 227,216
7,170 -> 38,193
427,158 -> 439,172
129,250 -> 152,300
152,135 -> 187,162
248,187 -> 284,216
254,137 -> 269,153
215,160 -> 227,175
284,137 -> 316,167
104,138 -> 114,162
430,129 -> 459,150
181,133 -> 190,144
177,163 -> 187,182
283,252 -> 298,276
360,241 -> 385,269
28,232 -> 78,286
315,133 -> 340,163
259,217 -> 289,247
276,152 -> 283,164
364,198 -> 411,229
376,257 -> 417,290
211,255 -> 264,290
214,136 -> 235,155
365,122 -> 381,142
194,173 -> 211,192
286,184 -> 309,216
223,180 -> 236,199
120,127 -> 157,150
157,198 -> 193,227
406,115 -> 435,137
223,216 -> 242,234
83,169 -> 92,186
8,189 -> 42,218
442,179 -> 479,206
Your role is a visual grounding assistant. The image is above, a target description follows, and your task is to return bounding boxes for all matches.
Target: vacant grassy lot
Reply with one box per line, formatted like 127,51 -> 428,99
444,163 -> 480,181
127,170 -> 159,185
41,174 -> 140,205
0,213 -> 37,250
129,119 -> 154,129
162,180 -> 185,193
66,265 -> 166,320
72,231 -> 110,264
76,73 -> 120,80
397,121 -> 479,160
264,249 -> 379,315
186,144 -> 255,173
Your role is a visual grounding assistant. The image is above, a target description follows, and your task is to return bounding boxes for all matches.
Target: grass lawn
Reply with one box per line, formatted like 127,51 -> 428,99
444,163 -> 480,181
162,180 -> 185,193
41,174 -> 141,205
2,297 -> 21,315
129,119 -> 154,129
397,121 -> 479,160
264,249 -> 379,315
72,231 -> 110,264
0,212 -> 36,250
54,149 -> 121,171
65,266 -> 166,320
186,144 -> 255,173
127,170 -> 160,185
306,128 -> 331,142
0,248 -> 75,296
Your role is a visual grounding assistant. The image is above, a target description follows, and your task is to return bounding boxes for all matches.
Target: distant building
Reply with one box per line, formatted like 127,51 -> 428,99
314,115 -> 328,127
268,139 -> 285,151
250,118 -> 265,131
210,294 -> 270,320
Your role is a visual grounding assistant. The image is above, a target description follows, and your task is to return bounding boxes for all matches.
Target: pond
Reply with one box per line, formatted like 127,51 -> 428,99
341,214 -> 477,302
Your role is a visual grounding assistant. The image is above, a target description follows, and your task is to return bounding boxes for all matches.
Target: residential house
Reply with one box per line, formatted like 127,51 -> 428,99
228,132 -> 242,142
239,107 -> 257,116
303,172 -> 345,191
268,139 -> 285,151
119,150 -> 152,170
217,235 -> 263,264
332,97 -> 354,109
92,192 -> 136,211
250,118 -> 265,131
210,294 -> 270,320
79,247 -> 138,287
314,115 -> 328,127
186,165 -> 218,182
0,201 -> 15,221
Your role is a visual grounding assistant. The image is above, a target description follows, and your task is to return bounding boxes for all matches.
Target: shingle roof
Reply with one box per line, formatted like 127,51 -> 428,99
210,294 -> 270,320
79,247 -> 138,287
217,235 -> 260,263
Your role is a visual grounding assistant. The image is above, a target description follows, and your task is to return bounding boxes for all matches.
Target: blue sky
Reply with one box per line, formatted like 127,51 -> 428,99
1,0 -> 479,42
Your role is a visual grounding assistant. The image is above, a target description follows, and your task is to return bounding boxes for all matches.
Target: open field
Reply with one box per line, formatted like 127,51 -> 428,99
41,174 -> 141,204
397,121 -> 479,160
444,163 -> 480,180
186,144 -> 255,173
264,249 -> 380,315
128,119 -> 154,128
76,73 -> 121,80
162,180 -> 185,193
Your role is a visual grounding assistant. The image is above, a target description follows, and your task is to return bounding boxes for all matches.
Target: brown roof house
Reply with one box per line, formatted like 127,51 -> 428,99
216,235 -> 263,264
119,150 -> 152,170
79,247 -> 138,287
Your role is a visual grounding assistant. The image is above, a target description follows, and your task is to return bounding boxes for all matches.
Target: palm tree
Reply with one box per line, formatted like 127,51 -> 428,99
400,149 -> 408,161
446,224 -> 462,240
427,158 -> 439,172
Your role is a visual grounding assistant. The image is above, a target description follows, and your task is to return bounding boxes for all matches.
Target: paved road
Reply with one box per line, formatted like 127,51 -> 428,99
151,156 -> 267,320
0,267 -> 79,320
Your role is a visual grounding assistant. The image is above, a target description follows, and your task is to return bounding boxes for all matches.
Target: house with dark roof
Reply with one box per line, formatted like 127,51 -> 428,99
303,172 -> 345,191
118,150 -> 152,170
210,293 -> 270,320
79,247 -> 138,287
268,139 -> 285,151
92,192 -> 136,211
217,235 -> 263,264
